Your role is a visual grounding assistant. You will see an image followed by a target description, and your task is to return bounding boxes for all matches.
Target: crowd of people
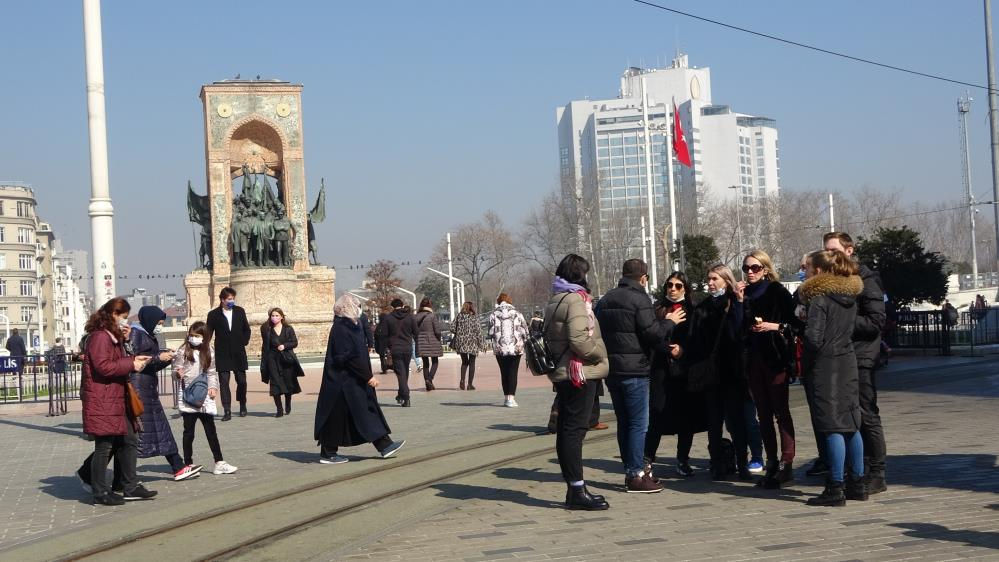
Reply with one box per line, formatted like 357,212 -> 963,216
73,230 -> 888,512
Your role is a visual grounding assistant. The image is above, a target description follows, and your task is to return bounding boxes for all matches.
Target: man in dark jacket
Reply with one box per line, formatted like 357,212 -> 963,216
824,232 -> 888,493
206,287 -> 252,421
382,298 -> 415,407
374,308 -> 390,374
6,328 -> 26,375
596,259 -> 683,493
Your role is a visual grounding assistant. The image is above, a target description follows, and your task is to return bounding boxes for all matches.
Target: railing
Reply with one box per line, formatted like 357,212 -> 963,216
955,308 -> 999,354
885,310 -> 952,355
0,354 -> 179,415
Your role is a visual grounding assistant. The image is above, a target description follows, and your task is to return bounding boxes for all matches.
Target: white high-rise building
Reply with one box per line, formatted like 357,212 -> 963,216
556,54 -> 780,282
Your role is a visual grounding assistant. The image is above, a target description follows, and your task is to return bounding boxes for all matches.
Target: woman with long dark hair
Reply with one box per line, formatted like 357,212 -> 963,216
544,254 -> 609,510
80,297 -> 155,505
451,301 -> 485,390
645,272 -> 706,477
414,298 -> 443,391
260,307 -> 303,417
488,293 -> 528,407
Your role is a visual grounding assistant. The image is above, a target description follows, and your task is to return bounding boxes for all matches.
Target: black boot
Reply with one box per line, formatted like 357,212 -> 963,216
865,471 -> 887,495
238,402 -> 247,417
807,481 -> 846,506
759,461 -> 794,489
467,373 -> 475,390
459,375 -> 466,390
273,396 -> 283,418
565,485 -> 609,511
221,409 -> 232,422
845,475 -> 869,501
284,395 -> 292,415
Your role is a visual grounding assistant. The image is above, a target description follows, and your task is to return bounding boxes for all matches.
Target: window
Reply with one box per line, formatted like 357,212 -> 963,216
17,228 -> 31,244
21,307 -> 31,323
0,255 -> 5,269
0,201 -> 4,215
756,148 -> 764,157
20,280 -> 34,296
19,254 -> 32,270
16,201 -> 30,218
0,280 -> 5,297
0,227 -> 5,242
597,138 -> 608,147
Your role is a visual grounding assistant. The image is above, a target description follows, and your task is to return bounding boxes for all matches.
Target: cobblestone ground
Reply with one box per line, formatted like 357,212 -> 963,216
334,358 -> 999,561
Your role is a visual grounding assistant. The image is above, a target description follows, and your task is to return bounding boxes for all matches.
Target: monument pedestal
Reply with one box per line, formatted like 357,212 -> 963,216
185,267 -> 335,356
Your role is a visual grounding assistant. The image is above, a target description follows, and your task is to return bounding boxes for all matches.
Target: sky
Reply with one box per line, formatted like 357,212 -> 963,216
1,0 -> 996,297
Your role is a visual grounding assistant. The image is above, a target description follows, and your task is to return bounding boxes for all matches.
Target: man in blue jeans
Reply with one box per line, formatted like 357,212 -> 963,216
597,259 -> 684,493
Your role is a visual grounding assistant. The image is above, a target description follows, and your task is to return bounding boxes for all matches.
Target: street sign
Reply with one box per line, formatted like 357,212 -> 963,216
32,335 -> 40,348
0,357 -> 19,373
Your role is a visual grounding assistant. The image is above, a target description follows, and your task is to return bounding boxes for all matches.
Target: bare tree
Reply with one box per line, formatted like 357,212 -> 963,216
433,210 -> 517,311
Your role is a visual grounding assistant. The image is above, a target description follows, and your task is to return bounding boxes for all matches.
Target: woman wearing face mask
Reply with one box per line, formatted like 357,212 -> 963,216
79,297 -> 155,506
645,272 -> 706,477
740,250 -> 801,489
684,265 -> 751,480
260,308 -> 304,417
173,322 -> 238,476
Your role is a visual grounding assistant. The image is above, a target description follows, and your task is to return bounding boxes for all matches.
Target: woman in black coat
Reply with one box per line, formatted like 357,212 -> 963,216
261,307 -> 303,418
645,272 -> 705,477
800,250 -> 865,506
684,264 -> 751,480
314,294 -> 405,464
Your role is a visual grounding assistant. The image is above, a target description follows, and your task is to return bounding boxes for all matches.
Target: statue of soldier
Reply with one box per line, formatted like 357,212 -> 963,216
272,203 -> 292,267
199,228 -> 213,269
231,202 -> 252,268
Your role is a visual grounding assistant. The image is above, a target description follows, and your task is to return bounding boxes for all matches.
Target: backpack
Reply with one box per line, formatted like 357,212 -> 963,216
182,372 -> 210,408
525,294 -> 571,377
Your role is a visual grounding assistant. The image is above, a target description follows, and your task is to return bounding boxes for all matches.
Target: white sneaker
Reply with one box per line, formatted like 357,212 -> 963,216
509,398 -> 518,407
213,461 -> 238,475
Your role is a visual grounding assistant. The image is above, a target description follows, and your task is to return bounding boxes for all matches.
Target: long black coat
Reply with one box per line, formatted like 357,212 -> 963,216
800,273 -> 864,433
314,317 -> 391,443
128,326 -> 178,458
743,280 -> 800,374
261,324 -> 304,396
649,298 -> 707,436
684,293 -> 745,388
206,305 -> 251,372
596,277 -> 674,378
853,264 -> 886,369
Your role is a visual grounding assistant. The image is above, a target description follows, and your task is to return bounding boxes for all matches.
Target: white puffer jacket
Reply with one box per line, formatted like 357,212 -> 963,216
172,346 -> 220,415
488,302 -> 527,356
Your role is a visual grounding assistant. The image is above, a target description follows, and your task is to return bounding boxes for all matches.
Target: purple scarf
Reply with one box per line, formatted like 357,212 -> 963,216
552,277 -> 592,387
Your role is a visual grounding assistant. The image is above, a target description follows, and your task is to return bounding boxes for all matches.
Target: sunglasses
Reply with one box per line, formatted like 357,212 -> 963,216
742,264 -> 765,274
666,282 -> 685,290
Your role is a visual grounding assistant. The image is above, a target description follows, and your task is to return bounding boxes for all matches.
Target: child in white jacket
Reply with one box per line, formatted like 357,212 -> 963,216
173,321 -> 238,475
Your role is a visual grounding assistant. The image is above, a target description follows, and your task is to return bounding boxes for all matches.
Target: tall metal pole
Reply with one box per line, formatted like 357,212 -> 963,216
446,233 -> 455,320
985,0 -> 999,279
83,0 -> 117,305
959,93 -> 980,288
729,185 -> 743,265
666,103 -> 680,272
640,215 -> 649,266
35,243 -> 44,354
828,193 -> 836,232
640,76 -> 659,288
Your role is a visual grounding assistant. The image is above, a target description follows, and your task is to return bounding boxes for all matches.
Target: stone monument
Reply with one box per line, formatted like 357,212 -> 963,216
184,78 -> 335,355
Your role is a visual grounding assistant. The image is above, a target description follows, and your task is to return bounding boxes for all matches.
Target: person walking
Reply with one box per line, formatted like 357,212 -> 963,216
383,298 -> 415,407
799,250 -> 866,506
260,307 -> 304,418
314,294 -> 405,464
414,298 -> 443,391
740,250 -> 800,489
597,259 -> 682,493
488,293 -> 528,407
544,254 -> 610,510
451,302 -> 485,390
685,264 -> 752,481
80,297 -> 156,505
174,322 -> 238,476
374,306 -> 391,374
644,272 -> 705,478
823,232 -> 888,494
205,287 -> 251,421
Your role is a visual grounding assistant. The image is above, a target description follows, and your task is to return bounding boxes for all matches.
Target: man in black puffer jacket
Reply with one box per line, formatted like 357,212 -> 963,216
597,259 -> 684,493
383,299 -> 416,407
824,232 -> 887,493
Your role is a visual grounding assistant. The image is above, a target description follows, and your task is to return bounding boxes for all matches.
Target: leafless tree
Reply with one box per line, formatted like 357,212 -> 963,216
433,210 -> 517,311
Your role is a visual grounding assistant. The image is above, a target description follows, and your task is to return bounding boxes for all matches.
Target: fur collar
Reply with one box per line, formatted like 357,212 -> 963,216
799,273 -> 864,304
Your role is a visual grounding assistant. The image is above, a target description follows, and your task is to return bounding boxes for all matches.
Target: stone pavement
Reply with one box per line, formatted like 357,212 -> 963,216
1,354 -> 998,560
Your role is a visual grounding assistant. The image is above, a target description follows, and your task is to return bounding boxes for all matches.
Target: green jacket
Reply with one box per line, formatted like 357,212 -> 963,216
543,291 -> 609,383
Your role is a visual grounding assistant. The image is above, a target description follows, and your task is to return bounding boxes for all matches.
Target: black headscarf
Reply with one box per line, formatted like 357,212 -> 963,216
138,306 -> 166,335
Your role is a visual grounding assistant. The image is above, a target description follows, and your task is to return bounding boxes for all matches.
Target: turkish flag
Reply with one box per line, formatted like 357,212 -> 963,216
672,99 -> 692,167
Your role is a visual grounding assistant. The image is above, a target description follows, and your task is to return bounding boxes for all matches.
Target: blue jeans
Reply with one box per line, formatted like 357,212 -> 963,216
744,398 -> 764,461
824,431 -> 864,483
606,377 -> 650,477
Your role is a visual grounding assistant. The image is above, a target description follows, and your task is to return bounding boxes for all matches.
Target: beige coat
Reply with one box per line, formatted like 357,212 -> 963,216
543,291 -> 609,383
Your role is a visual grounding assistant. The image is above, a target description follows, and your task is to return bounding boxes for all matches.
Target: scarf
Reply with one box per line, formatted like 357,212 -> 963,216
552,277 -> 592,388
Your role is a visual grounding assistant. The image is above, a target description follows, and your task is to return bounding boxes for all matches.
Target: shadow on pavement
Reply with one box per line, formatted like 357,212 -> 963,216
270,450 -> 319,464
39,476 -> 92,503
891,522 -> 999,550
0,418 -> 84,437
487,423 -> 550,434
492,467 -> 563,483
439,402 -> 506,408
430,483 -> 561,509
886,453 -> 999,493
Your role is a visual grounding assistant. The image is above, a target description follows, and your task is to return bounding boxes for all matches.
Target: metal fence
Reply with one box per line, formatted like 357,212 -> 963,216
955,308 -> 999,352
885,310 -> 952,355
0,354 -> 179,416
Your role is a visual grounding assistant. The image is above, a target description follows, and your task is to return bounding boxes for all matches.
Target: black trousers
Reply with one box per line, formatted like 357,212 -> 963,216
90,421 -> 139,496
393,355 -> 411,400
182,413 -> 224,464
378,349 -> 390,373
554,380 -> 598,483
460,353 -> 477,383
496,355 -> 521,395
705,381 -> 748,470
421,357 -> 439,382
645,430 -> 694,464
549,386 -> 600,432
858,367 -> 887,474
218,370 -> 247,410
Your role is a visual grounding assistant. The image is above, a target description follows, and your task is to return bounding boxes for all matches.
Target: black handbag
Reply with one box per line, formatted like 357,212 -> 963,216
686,307 -> 727,392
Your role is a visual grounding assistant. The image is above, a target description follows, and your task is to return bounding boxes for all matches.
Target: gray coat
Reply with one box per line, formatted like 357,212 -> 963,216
543,291 -> 609,383
414,309 -> 443,358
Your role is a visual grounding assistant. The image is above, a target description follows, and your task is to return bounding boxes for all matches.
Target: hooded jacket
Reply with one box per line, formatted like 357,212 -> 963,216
383,308 -> 416,357
488,302 -> 527,356
799,272 -> 864,433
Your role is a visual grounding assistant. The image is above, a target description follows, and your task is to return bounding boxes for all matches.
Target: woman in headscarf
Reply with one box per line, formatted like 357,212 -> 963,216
313,294 -> 406,464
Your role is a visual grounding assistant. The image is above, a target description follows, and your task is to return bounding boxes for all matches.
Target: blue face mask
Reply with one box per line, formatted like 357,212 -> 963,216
710,287 -> 726,298
225,300 -> 235,310
797,269 -> 806,282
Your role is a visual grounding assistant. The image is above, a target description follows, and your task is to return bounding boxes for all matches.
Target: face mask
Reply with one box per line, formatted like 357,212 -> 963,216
710,287 -> 727,298
271,317 -> 281,325
153,325 -> 163,335
665,294 -> 684,303
797,269 -> 806,282
117,318 -> 128,328
188,336 -> 203,346
225,300 -> 235,310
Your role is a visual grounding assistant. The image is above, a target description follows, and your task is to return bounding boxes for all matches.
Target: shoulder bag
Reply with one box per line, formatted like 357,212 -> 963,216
525,294 -> 572,376
182,371 -> 210,408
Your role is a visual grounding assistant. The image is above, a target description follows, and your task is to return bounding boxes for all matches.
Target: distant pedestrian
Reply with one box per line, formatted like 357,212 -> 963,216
488,293 -> 528,407
205,287 -> 251,420
260,308 -> 304,418
450,301 -> 485,390
414,298 -> 443,391
314,294 -> 405,464
46,337 -> 67,376
544,254 -> 610,510
173,321 -> 238,476
374,307 -> 391,374
383,298 -> 415,407
6,328 -> 26,376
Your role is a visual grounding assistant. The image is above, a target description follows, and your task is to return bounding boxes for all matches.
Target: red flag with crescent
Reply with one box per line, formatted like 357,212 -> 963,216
672,99 -> 692,167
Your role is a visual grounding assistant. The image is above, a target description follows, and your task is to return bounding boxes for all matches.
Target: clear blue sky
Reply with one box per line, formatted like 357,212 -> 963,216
1,0 -> 994,296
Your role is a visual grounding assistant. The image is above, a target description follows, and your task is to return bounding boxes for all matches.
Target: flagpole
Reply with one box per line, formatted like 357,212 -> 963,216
640,76 -> 659,289
667,100 -> 680,271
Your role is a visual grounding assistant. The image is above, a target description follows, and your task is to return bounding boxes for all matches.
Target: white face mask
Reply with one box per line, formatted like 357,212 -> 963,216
188,336 -> 203,347
153,325 -> 163,335
117,318 -> 129,328
710,287 -> 727,298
